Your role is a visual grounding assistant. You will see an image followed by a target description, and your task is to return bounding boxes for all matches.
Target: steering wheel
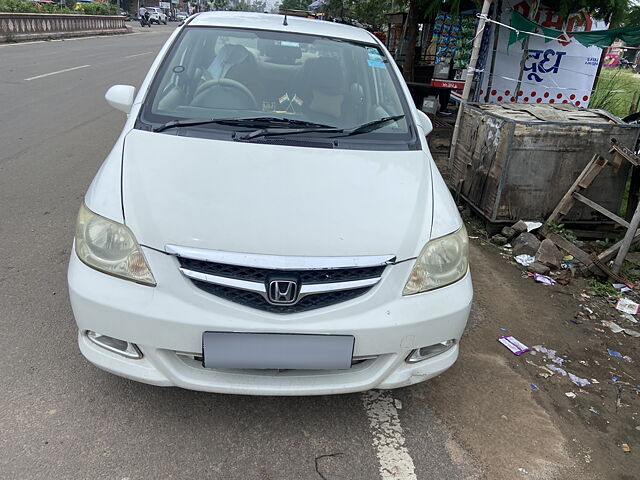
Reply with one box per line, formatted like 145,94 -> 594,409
193,78 -> 257,108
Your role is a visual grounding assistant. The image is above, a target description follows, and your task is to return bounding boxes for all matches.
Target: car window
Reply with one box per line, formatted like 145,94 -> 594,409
140,26 -> 416,148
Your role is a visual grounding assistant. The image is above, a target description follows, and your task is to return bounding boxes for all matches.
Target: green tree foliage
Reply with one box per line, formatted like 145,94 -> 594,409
0,0 -> 116,14
279,0 -> 308,10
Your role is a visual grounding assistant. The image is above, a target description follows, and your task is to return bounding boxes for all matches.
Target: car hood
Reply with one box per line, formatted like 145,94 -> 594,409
122,130 -> 433,259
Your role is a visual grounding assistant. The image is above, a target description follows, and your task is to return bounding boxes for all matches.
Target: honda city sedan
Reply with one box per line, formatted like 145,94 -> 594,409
68,11 -> 472,395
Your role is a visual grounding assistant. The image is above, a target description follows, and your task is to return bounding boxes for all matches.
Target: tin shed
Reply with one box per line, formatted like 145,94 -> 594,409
450,104 -> 640,225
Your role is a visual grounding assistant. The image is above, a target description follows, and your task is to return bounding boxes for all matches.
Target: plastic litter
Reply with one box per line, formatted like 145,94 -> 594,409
615,298 -> 640,315
613,283 -> 633,293
621,313 -> 638,324
530,383 -> 539,391
602,320 -> 625,333
499,327 -> 508,332
612,377 -> 618,382
569,372 -> 591,387
591,379 -> 599,384
498,336 -> 531,355
589,406 -> 600,415
524,221 -> 543,232
545,364 -> 590,386
608,349 -> 623,358
624,355 -> 634,363
533,346 -> 564,365
622,443 -> 631,452
534,274 -> 556,285
565,392 -> 577,398
514,254 -> 535,267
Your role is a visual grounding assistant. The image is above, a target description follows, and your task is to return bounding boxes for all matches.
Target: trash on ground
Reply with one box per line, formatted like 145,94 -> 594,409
615,298 -> 640,315
589,406 -> 600,415
524,221 -> 543,232
622,443 -> 631,452
499,327 -> 508,332
534,273 -> 556,285
602,320 -> 625,334
517,467 -> 528,474
621,313 -> 638,324
514,254 -> 536,267
545,364 -> 590,387
591,378 -> 599,384
498,336 -> 531,355
530,383 -> 539,391
565,392 -> 577,398
624,355 -> 634,363
394,399 -> 403,410
533,345 -> 564,365
613,283 -> 633,293
608,349 -> 623,358
612,377 -> 618,382
569,372 -> 590,387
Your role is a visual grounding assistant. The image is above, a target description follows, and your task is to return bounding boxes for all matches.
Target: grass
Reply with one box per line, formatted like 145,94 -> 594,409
591,68 -> 640,118
587,279 -> 621,297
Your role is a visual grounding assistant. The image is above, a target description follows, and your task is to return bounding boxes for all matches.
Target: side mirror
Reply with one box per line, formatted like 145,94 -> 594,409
415,108 -> 433,136
105,85 -> 136,114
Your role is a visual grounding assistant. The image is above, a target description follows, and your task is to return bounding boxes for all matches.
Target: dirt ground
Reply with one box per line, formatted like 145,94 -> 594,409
403,231 -> 640,480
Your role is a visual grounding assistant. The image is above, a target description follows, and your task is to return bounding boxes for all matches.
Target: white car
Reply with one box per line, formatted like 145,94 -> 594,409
147,7 -> 167,24
68,12 -> 472,396
176,11 -> 187,21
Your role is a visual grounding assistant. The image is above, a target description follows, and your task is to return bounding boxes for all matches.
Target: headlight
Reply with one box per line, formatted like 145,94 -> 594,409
403,226 -> 468,295
75,203 -> 156,286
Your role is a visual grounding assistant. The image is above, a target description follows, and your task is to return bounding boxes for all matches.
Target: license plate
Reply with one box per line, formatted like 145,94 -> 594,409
202,332 -> 355,370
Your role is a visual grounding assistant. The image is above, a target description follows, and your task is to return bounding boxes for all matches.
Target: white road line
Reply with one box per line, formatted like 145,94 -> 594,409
125,51 -> 153,58
362,390 -> 418,480
24,64 -> 90,81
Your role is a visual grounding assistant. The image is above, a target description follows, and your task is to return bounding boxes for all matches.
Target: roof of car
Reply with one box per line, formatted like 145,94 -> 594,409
188,11 -> 377,44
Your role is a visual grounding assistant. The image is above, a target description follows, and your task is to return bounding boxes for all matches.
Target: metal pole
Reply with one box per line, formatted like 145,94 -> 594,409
448,0 -> 493,170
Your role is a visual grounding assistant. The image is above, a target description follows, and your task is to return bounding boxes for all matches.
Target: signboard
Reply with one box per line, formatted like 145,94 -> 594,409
480,0 -> 607,107
171,0 -> 178,4
431,79 -> 465,90
159,2 -> 170,8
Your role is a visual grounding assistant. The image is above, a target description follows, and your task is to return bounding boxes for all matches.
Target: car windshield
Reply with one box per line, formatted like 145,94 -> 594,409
139,26 -> 415,148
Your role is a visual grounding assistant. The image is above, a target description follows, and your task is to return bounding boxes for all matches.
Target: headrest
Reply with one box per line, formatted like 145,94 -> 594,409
303,57 -> 344,94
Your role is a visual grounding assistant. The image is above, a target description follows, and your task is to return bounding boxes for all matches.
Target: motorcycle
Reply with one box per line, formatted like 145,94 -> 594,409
139,12 -> 151,28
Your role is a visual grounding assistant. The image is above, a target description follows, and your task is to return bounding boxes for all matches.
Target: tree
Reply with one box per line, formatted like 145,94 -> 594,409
279,0 -> 308,10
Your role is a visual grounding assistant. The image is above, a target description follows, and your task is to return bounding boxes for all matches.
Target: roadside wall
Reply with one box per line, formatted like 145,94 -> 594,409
0,13 -> 130,42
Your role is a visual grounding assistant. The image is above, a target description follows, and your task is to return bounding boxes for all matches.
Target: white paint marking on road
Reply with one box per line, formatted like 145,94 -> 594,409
24,64 -> 90,81
125,51 -> 153,58
362,390 -> 418,480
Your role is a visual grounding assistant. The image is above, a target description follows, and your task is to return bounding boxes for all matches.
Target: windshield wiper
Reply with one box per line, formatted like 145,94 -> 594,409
153,116 -> 334,133
333,115 -> 405,137
235,115 -> 406,141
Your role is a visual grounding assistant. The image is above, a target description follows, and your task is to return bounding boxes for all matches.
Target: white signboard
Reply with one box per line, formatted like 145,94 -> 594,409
159,2 -> 170,8
480,0 -> 607,106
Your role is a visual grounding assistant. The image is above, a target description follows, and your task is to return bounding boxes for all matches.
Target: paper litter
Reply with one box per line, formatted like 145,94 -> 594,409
498,336 -> 531,355
615,298 -> 640,315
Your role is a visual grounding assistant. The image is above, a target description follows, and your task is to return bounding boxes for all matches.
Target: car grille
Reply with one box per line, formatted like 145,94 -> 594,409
174,255 -> 389,314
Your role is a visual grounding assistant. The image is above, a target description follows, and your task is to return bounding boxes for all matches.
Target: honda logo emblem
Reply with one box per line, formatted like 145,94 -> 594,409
267,279 -> 299,305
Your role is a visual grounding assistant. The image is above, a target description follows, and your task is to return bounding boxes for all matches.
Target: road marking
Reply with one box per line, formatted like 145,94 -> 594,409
362,390 -> 418,480
24,64 -> 90,81
125,51 -> 153,58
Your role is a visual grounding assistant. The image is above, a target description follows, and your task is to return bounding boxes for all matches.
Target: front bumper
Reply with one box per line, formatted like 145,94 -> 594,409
68,247 -> 472,395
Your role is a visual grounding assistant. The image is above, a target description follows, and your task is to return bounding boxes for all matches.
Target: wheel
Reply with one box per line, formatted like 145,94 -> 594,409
163,20 -> 167,24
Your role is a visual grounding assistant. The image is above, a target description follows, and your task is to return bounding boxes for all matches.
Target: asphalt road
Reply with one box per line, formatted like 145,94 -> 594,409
0,25 -> 480,479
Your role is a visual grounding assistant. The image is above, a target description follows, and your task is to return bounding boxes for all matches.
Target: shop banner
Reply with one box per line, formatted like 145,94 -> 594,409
480,0 -> 607,106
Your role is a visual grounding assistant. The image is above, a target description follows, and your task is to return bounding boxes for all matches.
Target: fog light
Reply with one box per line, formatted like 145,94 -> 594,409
86,331 -> 142,359
405,340 -> 456,363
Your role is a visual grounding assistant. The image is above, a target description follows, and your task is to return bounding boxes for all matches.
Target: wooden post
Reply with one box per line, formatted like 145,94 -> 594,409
630,91 -> 640,116
448,0 -> 493,169
613,201 -> 640,273
513,1 -> 540,103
